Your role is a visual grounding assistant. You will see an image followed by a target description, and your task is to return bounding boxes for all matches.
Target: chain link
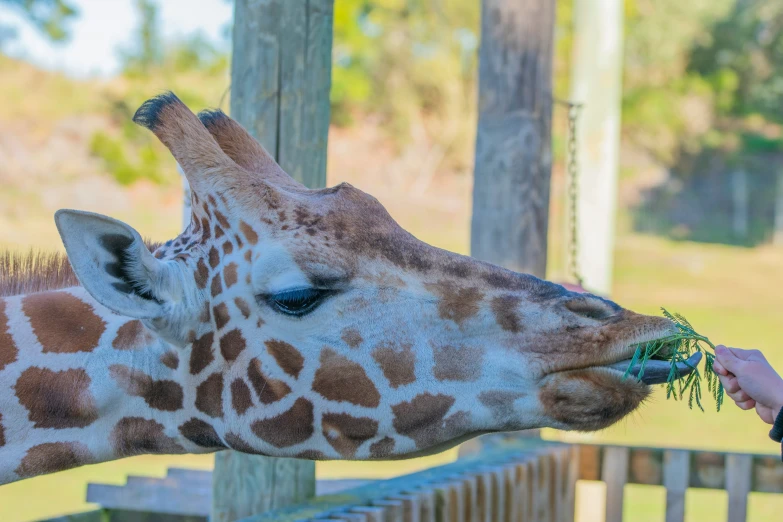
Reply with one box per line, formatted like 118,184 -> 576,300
555,99 -> 584,287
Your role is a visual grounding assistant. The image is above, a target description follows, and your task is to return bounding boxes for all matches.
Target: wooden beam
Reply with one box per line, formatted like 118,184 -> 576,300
212,1 -> 334,520
471,0 -> 556,278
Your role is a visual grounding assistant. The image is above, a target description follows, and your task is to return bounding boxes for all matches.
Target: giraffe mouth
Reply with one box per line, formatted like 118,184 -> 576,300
604,351 -> 703,385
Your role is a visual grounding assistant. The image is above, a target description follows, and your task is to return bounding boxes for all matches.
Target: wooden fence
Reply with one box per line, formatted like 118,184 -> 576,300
42,439 -> 783,522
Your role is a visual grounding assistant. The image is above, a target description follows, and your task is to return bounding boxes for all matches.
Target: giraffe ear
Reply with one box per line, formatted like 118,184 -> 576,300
55,210 -> 181,319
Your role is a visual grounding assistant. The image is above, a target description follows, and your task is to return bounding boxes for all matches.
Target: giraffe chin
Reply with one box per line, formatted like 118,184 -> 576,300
539,367 -> 654,432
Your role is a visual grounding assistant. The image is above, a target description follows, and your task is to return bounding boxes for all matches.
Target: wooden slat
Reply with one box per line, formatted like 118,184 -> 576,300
387,494 -> 421,522
512,461 -> 531,522
350,507 -> 387,522
663,450 -> 689,522
726,454 -> 752,522
86,483 -> 210,516
373,500 -> 405,522
563,446 -> 579,522
578,445 -> 602,481
752,456 -> 783,493
502,465 -> 517,522
474,471 -> 493,522
537,453 -> 553,522
602,447 -> 629,522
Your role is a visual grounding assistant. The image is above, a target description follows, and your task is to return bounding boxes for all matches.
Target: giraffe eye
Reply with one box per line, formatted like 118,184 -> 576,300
265,288 -> 332,317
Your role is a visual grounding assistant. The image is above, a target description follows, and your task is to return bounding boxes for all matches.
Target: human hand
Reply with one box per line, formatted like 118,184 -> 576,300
712,345 -> 783,425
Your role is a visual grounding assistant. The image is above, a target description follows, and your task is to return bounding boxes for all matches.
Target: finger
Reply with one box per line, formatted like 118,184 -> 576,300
712,359 -> 729,376
715,346 -> 743,374
756,403 -> 776,425
736,399 -> 756,411
727,389 -> 751,402
728,346 -> 757,361
718,375 -> 740,394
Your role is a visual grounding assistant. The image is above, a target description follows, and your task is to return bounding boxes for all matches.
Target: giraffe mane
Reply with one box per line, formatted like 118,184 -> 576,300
0,241 -> 162,297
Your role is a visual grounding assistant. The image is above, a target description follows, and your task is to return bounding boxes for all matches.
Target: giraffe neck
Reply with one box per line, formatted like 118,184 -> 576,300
0,287 -> 212,485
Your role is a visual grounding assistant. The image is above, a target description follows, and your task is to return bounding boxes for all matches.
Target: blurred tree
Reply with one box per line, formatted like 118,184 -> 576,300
0,0 -> 77,42
118,0 -> 164,74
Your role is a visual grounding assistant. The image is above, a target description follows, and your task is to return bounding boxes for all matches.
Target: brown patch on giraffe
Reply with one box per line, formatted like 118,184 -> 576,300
491,295 -> 523,333
214,210 -> 230,229
265,339 -> 304,379
244,250 -> 252,263
370,437 -> 396,459
234,297 -> 251,319
247,358 -> 291,404
251,397 -> 314,448
179,418 -> 226,449
225,432 -> 260,453
322,412 -> 379,458
432,344 -> 484,382
220,329 -> 246,362
15,367 -> 98,428
391,393 -> 455,448
160,350 -> 179,370
109,365 -> 184,411
22,291 -> 106,353
211,274 -> 223,297
297,449 -> 327,460
478,391 -> 525,424
215,225 -> 225,239
195,372 -> 224,418
424,281 -> 483,326
341,328 -> 363,348
256,318 -> 265,329
224,263 -> 238,288
312,348 -> 380,407
0,299 -> 18,371
231,378 -> 253,415
15,442 -> 93,478
235,234 -> 244,249
0,412 -> 5,447
112,320 -> 155,350
222,241 -> 234,255
213,303 -> 230,330
195,259 -> 209,289
190,332 -> 215,374
372,341 -> 416,389
240,221 -> 259,245
444,410 -> 472,435
199,302 -> 211,323
111,417 -> 185,457
209,246 -> 220,269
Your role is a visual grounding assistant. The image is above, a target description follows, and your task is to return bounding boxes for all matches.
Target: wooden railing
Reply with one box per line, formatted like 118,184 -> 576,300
43,439 -> 783,522
576,443 -> 783,522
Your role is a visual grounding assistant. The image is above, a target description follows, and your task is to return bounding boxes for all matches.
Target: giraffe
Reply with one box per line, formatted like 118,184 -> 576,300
0,93 -> 698,485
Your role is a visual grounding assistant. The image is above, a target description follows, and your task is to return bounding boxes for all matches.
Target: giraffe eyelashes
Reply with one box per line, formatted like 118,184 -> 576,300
262,288 -> 336,317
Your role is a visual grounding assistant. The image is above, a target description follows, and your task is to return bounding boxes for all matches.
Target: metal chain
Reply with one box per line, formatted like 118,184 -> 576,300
554,99 -> 584,287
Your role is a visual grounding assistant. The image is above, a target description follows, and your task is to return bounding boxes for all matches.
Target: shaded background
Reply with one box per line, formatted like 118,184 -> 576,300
0,0 -> 782,520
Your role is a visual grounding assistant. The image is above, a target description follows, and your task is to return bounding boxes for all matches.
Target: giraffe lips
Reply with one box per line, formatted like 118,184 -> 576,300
606,351 -> 703,385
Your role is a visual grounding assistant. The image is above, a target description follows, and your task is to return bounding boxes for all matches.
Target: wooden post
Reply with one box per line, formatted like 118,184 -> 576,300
470,0 -> 556,279
211,1 -> 334,521
568,0 -> 624,295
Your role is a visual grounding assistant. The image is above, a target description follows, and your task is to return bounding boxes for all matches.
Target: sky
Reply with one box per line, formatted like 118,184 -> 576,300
0,0 -> 233,77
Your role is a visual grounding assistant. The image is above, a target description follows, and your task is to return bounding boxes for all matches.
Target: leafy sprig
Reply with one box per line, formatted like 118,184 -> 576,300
625,308 -> 724,412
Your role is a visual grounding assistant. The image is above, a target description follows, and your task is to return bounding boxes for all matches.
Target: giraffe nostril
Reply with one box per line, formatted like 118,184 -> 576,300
564,297 -> 616,321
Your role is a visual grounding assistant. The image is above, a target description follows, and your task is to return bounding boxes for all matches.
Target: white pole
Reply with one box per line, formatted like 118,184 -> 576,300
178,163 -> 191,232
569,0 -> 624,296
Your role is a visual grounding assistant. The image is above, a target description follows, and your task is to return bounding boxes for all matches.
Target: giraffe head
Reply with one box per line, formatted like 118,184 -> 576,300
55,93 -> 680,460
